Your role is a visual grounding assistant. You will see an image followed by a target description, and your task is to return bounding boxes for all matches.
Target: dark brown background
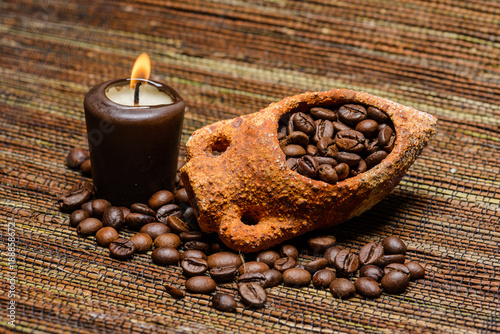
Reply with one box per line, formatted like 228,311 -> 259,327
1,0 -> 499,333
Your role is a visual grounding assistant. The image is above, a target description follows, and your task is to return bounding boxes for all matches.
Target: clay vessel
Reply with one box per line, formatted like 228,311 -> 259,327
180,89 -> 437,252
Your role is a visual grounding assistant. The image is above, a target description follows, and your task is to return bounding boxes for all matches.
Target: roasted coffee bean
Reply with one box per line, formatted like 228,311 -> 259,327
378,126 -> 396,152
210,265 -> 238,283
313,120 -> 334,143
238,282 -> 267,308
288,131 -> 310,146
317,137 -> 338,157
312,269 -> 335,288
318,164 -> 338,184
405,262 -> 425,280
360,265 -> 384,282
378,123 -> 388,132
279,244 -> 299,259
174,188 -> 190,204
283,268 -> 311,286
330,278 -> 356,299
324,246 -> 344,267
148,190 -> 175,210
367,106 -> 388,123
286,158 -> 298,171
349,159 -> 367,177
297,155 -> 319,178
179,231 -> 204,242
102,206 -> 125,230
91,199 -> 111,219
365,151 -> 388,169
291,112 -> 315,136
165,285 -> 185,299
277,131 -> 286,140
156,204 -> 183,224
359,242 -> 384,266
66,147 -> 90,168
365,139 -> 380,155
384,263 -> 410,277
95,226 -> 119,247
129,233 -> 153,253
140,223 -> 171,240
381,270 -> 409,294
184,241 -> 210,253
80,159 -> 91,176
334,163 -> 350,181
335,130 -> 366,153
182,249 -> 207,260
154,233 -> 182,249
310,107 -> 337,121
355,277 -> 382,299
58,187 -> 92,212
338,104 -> 367,125
374,254 -> 406,268
274,257 -> 296,272
109,238 -> 135,260
69,209 -> 90,227
131,203 -> 155,216
283,144 -> 306,157
183,207 -> 198,226
81,201 -> 93,215
119,206 -> 131,217
334,152 -> 361,167
314,156 -> 337,166
185,276 -> 216,295
334,249 -> 359,274
262,269 -> 283,288
125,212 -> 155,229
207,252 -> 243,269
307,235 -> 336,254
256,250 -> 281,268
381,236 -> 407,255
304,258 -> 328,274
181,258 -> 209,276
212,293 -> 237,312
306,145 -> 319,156
355,119 -> 379,138
151,247 -> 180,265
238,272 -> 267,286
332,121 -> 351,132
77,218 -> 102,236
239,261 -> 269,275
167,216 -> 190,233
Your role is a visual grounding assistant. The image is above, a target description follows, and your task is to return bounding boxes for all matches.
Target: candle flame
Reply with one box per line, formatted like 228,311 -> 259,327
130,53 -> 151,89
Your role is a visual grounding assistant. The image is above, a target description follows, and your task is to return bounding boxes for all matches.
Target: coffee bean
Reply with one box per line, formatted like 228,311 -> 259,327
238,282 -> 267,308
355,119 -> 379,138
66,147 -> 90,169
148,190 -> 175,210
156,204 -> 183,224
383,263 -> 410,277
360,265 -> 384,282
313,120 -> 334,143
81,201 -> 93,215
365,151 -> 388,169
381,270 -> 409,294
256,250 -> 281,268
335,130 -> 365,153
355,277 -> 381,299
119,206 -> 131,217
283,268 -> 311,287
181,258 -> 209,276
77,218 -> 102,236
367,106 -> 388,123
359,242 -> 384,266
207,251 -> 243,269
332,121 -> 351,132
58,186 -> 93,212
167,216 -> 190,234
125,212 -> 155,230
286,158 -> 298,171
334,152 -> 361,167
154,233 -> 181,249
338,104 -> 367,125
317,137 -> 338,157
279,245 -> 299,259
95,226 -> 119,247
329,278 -> 356,299
318,164 -> 338,184
102,206 -> 125,230
334,249 -> 359,274
349,159 -> 367,177
129,233 -> 153,253
174,188 -> 190,204
405,262 -> 425,280
291,112 -> 315,136
151,247 -> 180,266
283,144 -> 306,157
184,241 -> 210,254
314,156 -> 337,166
374,254 -> 406,268
182,249 -> 207,260
91,199 -> 111,219
179,231 -> 204,242
288,131 -> 310,146
381,236 -> 407,255
274,257 -> 296,272
69,209 -> 90,227
239,261 -> 269,275
312,269 -> 335,288
378,126 -> 396,152
364,139 -> 380,155
306,145 -> 319,156
304,258 -> 328,274
109,238 -> 135,260
185,276 -> 216,295
210,265 -> 238,283
307,235 -> 336,254
334,163 -> 349,181
262,269 -> 283,288
212,293 -> 237,312
297,155 -> 319,178
238,272 -> 267,286
165,285 -> 185,299
131,203 -> 155,216
140,222 -> 171,240
324,246 -> 344,267
310,107 -> 337,121
80,159 -> 91,176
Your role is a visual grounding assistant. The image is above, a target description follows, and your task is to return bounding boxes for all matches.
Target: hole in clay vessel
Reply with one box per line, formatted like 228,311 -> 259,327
241,211 -> 259,226
209,136 -> 231,156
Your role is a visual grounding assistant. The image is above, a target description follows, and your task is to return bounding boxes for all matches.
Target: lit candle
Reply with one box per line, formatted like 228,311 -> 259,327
84,53 -> 185,206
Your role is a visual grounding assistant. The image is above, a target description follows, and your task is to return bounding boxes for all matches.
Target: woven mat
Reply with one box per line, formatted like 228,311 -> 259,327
1,0 -> 499,333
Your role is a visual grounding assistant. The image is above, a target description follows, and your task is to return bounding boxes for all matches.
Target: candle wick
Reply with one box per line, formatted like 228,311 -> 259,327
134,82 -> 142,106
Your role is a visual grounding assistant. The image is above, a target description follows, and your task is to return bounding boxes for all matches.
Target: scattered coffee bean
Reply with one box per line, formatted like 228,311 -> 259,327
69,209 -> 90,227
102,206 -> 125,230
238,282 -> 267,308
125,212 -> 155,230
181,258 -> 209,276
279,244 -> 299,259
381,270 -> 409,294
165,285 -> 185,299
151,247 -> 180,266
129,233 -> 153,253
262,269 -> 283,288
184,241 -> 210,253
91,199 -> 111,219
207,252 -> 243,269
274,257 -> 296,272
81,201 -> 94,215
167,215 -> 190,233
304,258 -> 328,274
95,226 -> 119,247
140,222 -> 171,240
119,206 -> 131,217
80,159 -> 91,176
239,261 -> 269,275
324,246 -> 343,267
355,277 -> 382,299
174,188 -> 190,204
312,269 -> 335,288
148,190 -> 174,210
374,254 -> 406,268
358,242 -> 384,266
109,238 -> 135,260
405,262 -> 425,280
334,249 -> 359,274
360,265 -> 384,282
283,268 -> 311,287
238,272 -> 267,286
156,203 -> 183,223
185,276 -> 216,295
182,249 -> 207,260
66,147 -> 90,169
307,235 -> 337,254
330,278 -> 356,299
77,218 -> 102,236
381,236 -> 407,255
256,250 -> 281,268
154,233 -> 182,249
383,263 -> 410,277
130,203 -> 155,216
58,186 -> 93,212
179,231 -> 204,242
210,265 -> 238,283
212,293 -> 237,312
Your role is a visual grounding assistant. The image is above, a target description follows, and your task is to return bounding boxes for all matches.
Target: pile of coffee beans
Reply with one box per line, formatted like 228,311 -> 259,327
59,147 -> 424,312
278,104 -> 396,184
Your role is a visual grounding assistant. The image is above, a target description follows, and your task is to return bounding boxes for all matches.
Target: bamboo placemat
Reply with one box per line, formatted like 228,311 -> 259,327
0,0 -> 499,333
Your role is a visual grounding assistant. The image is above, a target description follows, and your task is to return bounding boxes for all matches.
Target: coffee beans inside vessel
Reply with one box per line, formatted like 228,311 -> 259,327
279,104 -> 396,184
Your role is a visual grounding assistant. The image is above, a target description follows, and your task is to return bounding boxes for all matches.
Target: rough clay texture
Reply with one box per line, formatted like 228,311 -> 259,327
180,89 -> 438,252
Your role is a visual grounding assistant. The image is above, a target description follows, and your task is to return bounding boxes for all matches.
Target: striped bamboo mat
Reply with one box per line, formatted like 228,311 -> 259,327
1,0 -> 499,333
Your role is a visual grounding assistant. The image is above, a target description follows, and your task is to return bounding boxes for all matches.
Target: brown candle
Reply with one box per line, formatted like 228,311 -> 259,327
84,78 -> 185,206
